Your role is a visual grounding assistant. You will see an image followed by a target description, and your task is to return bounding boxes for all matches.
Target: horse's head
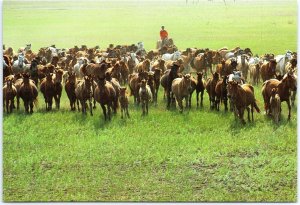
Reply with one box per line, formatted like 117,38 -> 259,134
67,71 -> 76,84
227,81 -> 238,99
18,54 -> 25,67
54,69 -> 64,84
141,79 -> 147,88
284,72 -> 297,92
197,72 -> 203,81
120,87 -> 127,97
183,74 -> 192,93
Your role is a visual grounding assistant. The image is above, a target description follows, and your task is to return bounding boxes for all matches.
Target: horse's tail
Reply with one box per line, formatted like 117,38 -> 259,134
253,100 -> 260,113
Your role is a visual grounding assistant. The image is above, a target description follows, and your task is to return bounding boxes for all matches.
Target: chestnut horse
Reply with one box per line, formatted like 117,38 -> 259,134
227,81 -> 260,124
65,71 -> 77,111
18,73 -> 38,113
94,77 -> 117,121
3,78 -> 17,113
261,72 -> 297,120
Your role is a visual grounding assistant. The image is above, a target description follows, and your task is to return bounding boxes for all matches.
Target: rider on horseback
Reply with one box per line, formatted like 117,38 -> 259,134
160,26 -> 169,47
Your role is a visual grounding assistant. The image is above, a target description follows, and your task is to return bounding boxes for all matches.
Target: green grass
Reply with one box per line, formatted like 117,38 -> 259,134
3,0 -> 297,202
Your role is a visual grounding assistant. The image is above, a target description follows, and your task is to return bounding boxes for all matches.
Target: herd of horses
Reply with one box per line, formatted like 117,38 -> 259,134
2,43 -> 297,124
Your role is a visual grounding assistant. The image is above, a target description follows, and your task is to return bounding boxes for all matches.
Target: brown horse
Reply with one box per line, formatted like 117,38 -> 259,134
171,74 -> 192,112
119,60 -> 129,85
3,55 -> 13,81
249,63 -> 260,85
3,78 -> 17,113
65,71 -> 77,111
53,69 -> 64,109
215,75 -> 228,111
18,73 -> 38,113
227,81 -> 260,124
269,88 -> 281,124
260,59 -> 277,82
40,73 -> 55,111
153,68 -> 162,104
94,77 -> 117,121
129,71 -> 148,104
206,72 -> 219,110
261,72 -> 297,120
191,53 -> 209,78
139,79 -> 152,115
119,87 -> 130,119
75,75 -> 94,116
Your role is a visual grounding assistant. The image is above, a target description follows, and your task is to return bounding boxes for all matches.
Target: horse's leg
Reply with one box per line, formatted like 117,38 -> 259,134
108,105 -> 112,121
6,99 -> 9,114
224,96 -> 228,111
30,101 -> 34,114
89,98 -> 93,116
101,104 -> 107,121
196,91 -> 199,107
239,108 -> 245,124
24,101 -> 29,113
246,106 -> 250,122
126,107 -> 130,118
121,107 -> 124,119
287,100 -> 291,121
186,95 -> 189,109
76,99 -> 80,111
142,101 -> 145,115
178,98 -> 183,113
291,91 -> 296,107
146,101 -> 149,115
10,99 -> 14,113
16,95 -> 20,110
167,91 -> 171,109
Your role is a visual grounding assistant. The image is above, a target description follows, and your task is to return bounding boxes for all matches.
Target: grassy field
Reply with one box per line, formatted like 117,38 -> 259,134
3,0 -> 298,202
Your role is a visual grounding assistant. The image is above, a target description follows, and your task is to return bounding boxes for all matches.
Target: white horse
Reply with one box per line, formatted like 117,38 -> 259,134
275,51 -> 293,75
73,57 -> 88,79
162,51 -> 181,61
12,54 -> 29,74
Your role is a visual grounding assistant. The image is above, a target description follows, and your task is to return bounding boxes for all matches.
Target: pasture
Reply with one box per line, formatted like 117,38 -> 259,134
3,0 -> 298,202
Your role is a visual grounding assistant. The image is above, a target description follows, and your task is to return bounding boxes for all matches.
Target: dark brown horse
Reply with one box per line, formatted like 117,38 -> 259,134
261,72 -> 297,120
65,71 -> 77,111
3,55 -> 13,82
18,73 -> 38,113
75,75 -> 94,115
40,73 -> 55,111
215,75 -> 229,111
227,81 -> 260,124
3,78 -> 17,113
206,72 -> 219,110
94,77 -> 117,121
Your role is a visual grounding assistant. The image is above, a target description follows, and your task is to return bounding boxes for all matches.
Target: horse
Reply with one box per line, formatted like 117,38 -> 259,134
261,72 -> 297,120
129,71 -> 148,105
18,73 -> 38,113
139,79 -> 152,115
249,63 -> 260,85
215,75 -> 229,111
269,88 -> 281,124
28,58 -> 39,86
260,59 -> 277,82
40,73 -> 55,111
73,57 -> 87,79
171,74 -> 192,113
162,51 -> 181,61
65,71 -> 77,111
53,69 -> 64,109
3,78 -> 17,113
236,54 -> 249,81
119,60 -> 129,85
165,63 -> 180,108
75,75 -> 94,116
206,72 -> 219,110
119,87 -> 130,119
190,53 -> 209,78
153,68 -> 162,104
275,51 -> 293,75
12,54 -> 29,74
94,77 -> 117,121
227,81 -> 260,124
3,55 -> 13,81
